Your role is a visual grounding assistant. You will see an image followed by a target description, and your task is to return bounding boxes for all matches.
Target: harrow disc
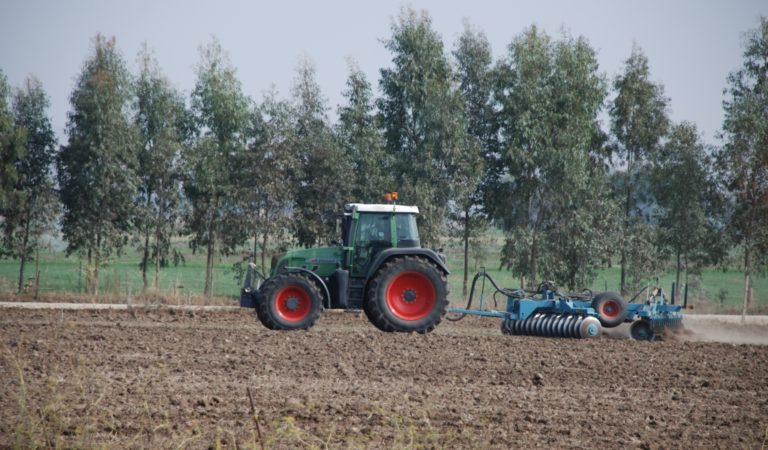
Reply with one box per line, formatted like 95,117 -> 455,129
502,313 -> 602,339
578,316 -> 602,338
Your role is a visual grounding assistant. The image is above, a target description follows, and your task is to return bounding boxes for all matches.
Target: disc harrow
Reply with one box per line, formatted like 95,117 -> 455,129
501,314 -> 601,338
448,270 -> 685,341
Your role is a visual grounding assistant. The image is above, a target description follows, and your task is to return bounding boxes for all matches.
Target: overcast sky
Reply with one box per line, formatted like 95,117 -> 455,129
1,0 -> 766,146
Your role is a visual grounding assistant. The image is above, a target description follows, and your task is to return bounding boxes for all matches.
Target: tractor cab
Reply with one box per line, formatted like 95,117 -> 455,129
341,203 -> 420,277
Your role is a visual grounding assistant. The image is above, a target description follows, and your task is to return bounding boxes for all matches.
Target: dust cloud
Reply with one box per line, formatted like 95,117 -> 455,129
602,315 -> 768,345
678,316 -> 768,345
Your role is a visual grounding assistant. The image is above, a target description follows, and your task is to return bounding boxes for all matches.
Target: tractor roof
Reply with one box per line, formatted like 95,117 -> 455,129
345,203 -> 419,214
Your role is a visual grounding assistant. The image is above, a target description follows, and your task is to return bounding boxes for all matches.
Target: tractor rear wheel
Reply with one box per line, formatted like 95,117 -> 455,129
592,292 -> 628,328
364,256 -> 448,333
257,273 -> 322,330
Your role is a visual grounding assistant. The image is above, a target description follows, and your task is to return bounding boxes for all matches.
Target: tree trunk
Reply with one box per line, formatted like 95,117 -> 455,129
621,151 -> 634,296
93,234 -> 101,297
16,210 -> 31,294
154,227 -> 161,290
741,243 -> 751,323
141,227 -> 150,293
462,207 -> 470,298
261,232 -> 269,275
204,203 -> 217,297
675,249 -> 681,302
85,248 -> 93,295
154,189 -> 164,290
529,230 -> 538,290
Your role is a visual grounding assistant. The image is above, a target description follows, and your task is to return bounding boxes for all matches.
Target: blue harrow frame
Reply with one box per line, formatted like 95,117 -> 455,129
447,270 -> 684,340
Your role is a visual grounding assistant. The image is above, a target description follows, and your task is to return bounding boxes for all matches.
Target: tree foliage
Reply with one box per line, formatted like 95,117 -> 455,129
653,122 -> 725,297
292,58 -> 353,247
609,45 -> 670,293
378,8 -> 468,246
0,69 -> 26,211
57,35 -> 139,295
490,26 -> 610,289
452,23 -> 492,296
337,63 -> 392,203
134,45 -> 190,291
0,76 -> 59,294
237,89 -> 301,272
719,17 -> 768,311
186,37 -> 251,296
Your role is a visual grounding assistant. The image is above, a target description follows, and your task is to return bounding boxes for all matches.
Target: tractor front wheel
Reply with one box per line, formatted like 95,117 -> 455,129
257,273 -> 322,330
364,257 -> 448,333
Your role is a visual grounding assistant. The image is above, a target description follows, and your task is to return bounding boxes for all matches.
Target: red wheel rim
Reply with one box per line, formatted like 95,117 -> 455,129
599,299 -> 621,319
274,285 -> 311,322
385,271 -> 436,321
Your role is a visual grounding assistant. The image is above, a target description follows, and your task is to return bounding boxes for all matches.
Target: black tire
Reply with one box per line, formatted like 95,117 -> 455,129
256,273 -> 322,330
591,292 -> 628,328
364,256 -> 448,333
630,320 -> 654,341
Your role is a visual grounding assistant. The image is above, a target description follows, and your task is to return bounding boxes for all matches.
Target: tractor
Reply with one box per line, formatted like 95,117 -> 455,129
240,196 -> 449,333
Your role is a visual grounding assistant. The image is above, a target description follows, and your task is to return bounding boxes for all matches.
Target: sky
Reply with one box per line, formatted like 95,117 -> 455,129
1,0 -> 766,146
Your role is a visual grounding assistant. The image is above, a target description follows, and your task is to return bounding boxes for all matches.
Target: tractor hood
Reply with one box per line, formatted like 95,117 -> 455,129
271,246 -> 343,278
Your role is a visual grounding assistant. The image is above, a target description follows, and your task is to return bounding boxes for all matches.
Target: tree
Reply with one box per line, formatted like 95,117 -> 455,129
57,35 -> 139,295
236,89 -> 301,273
134,45 -> 190,292
490,26 -> 610,290
0,69 -> 26,211
337,62 -> 392,203
609,45 -> 669,294
653,122 -> 724,299
452,23 -> 492,296
292,58 -> 352,247
186,37 -> 251,296
0,76 -> 58,294
378,8 -> 468,246
719,17 -> 768,315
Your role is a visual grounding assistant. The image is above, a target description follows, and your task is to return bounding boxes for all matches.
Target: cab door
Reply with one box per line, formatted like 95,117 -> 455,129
350,213 -> 393,277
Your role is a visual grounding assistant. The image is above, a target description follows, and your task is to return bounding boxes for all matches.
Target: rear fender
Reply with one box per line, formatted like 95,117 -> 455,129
365,248 -> 450,282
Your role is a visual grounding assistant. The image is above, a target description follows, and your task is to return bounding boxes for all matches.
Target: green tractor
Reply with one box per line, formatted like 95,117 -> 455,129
240,201 -> 449,333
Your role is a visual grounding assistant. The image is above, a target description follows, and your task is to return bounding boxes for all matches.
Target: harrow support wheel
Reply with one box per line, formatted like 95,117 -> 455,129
256,273 -> 322,330
592,292 -> 628,328
630,320 -> 654,341
364,256 -> 448,333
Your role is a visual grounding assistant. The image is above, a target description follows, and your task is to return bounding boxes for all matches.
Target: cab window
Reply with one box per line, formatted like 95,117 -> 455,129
357,214 -> 391,245
395,214 -> 419,247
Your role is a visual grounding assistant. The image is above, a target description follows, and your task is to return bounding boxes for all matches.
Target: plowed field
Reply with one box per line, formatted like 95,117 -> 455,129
1,307 -> 767,448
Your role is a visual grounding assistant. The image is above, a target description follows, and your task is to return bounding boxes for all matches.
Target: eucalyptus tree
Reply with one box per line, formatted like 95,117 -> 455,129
490,26 -> 610,290
186,37 -> 250,296
378,8 -> 469,246
0,69 -> 26,212
453,23 -> 493,296
236,89 -> 301,273
0,77 -> 58,293
653,122 -> 724,299
337,63 -> 392,203
292,58 -> 353,247
609,45 -> 669,294
719,17 -> 768,314
134,45 -> 190,291
57,35 -> 139,295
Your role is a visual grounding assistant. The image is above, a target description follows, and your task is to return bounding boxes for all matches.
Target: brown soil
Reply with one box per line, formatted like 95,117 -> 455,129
1,308 -> 767,449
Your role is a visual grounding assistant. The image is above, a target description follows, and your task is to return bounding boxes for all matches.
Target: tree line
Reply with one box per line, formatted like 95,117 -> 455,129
1,10 -> 767,308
